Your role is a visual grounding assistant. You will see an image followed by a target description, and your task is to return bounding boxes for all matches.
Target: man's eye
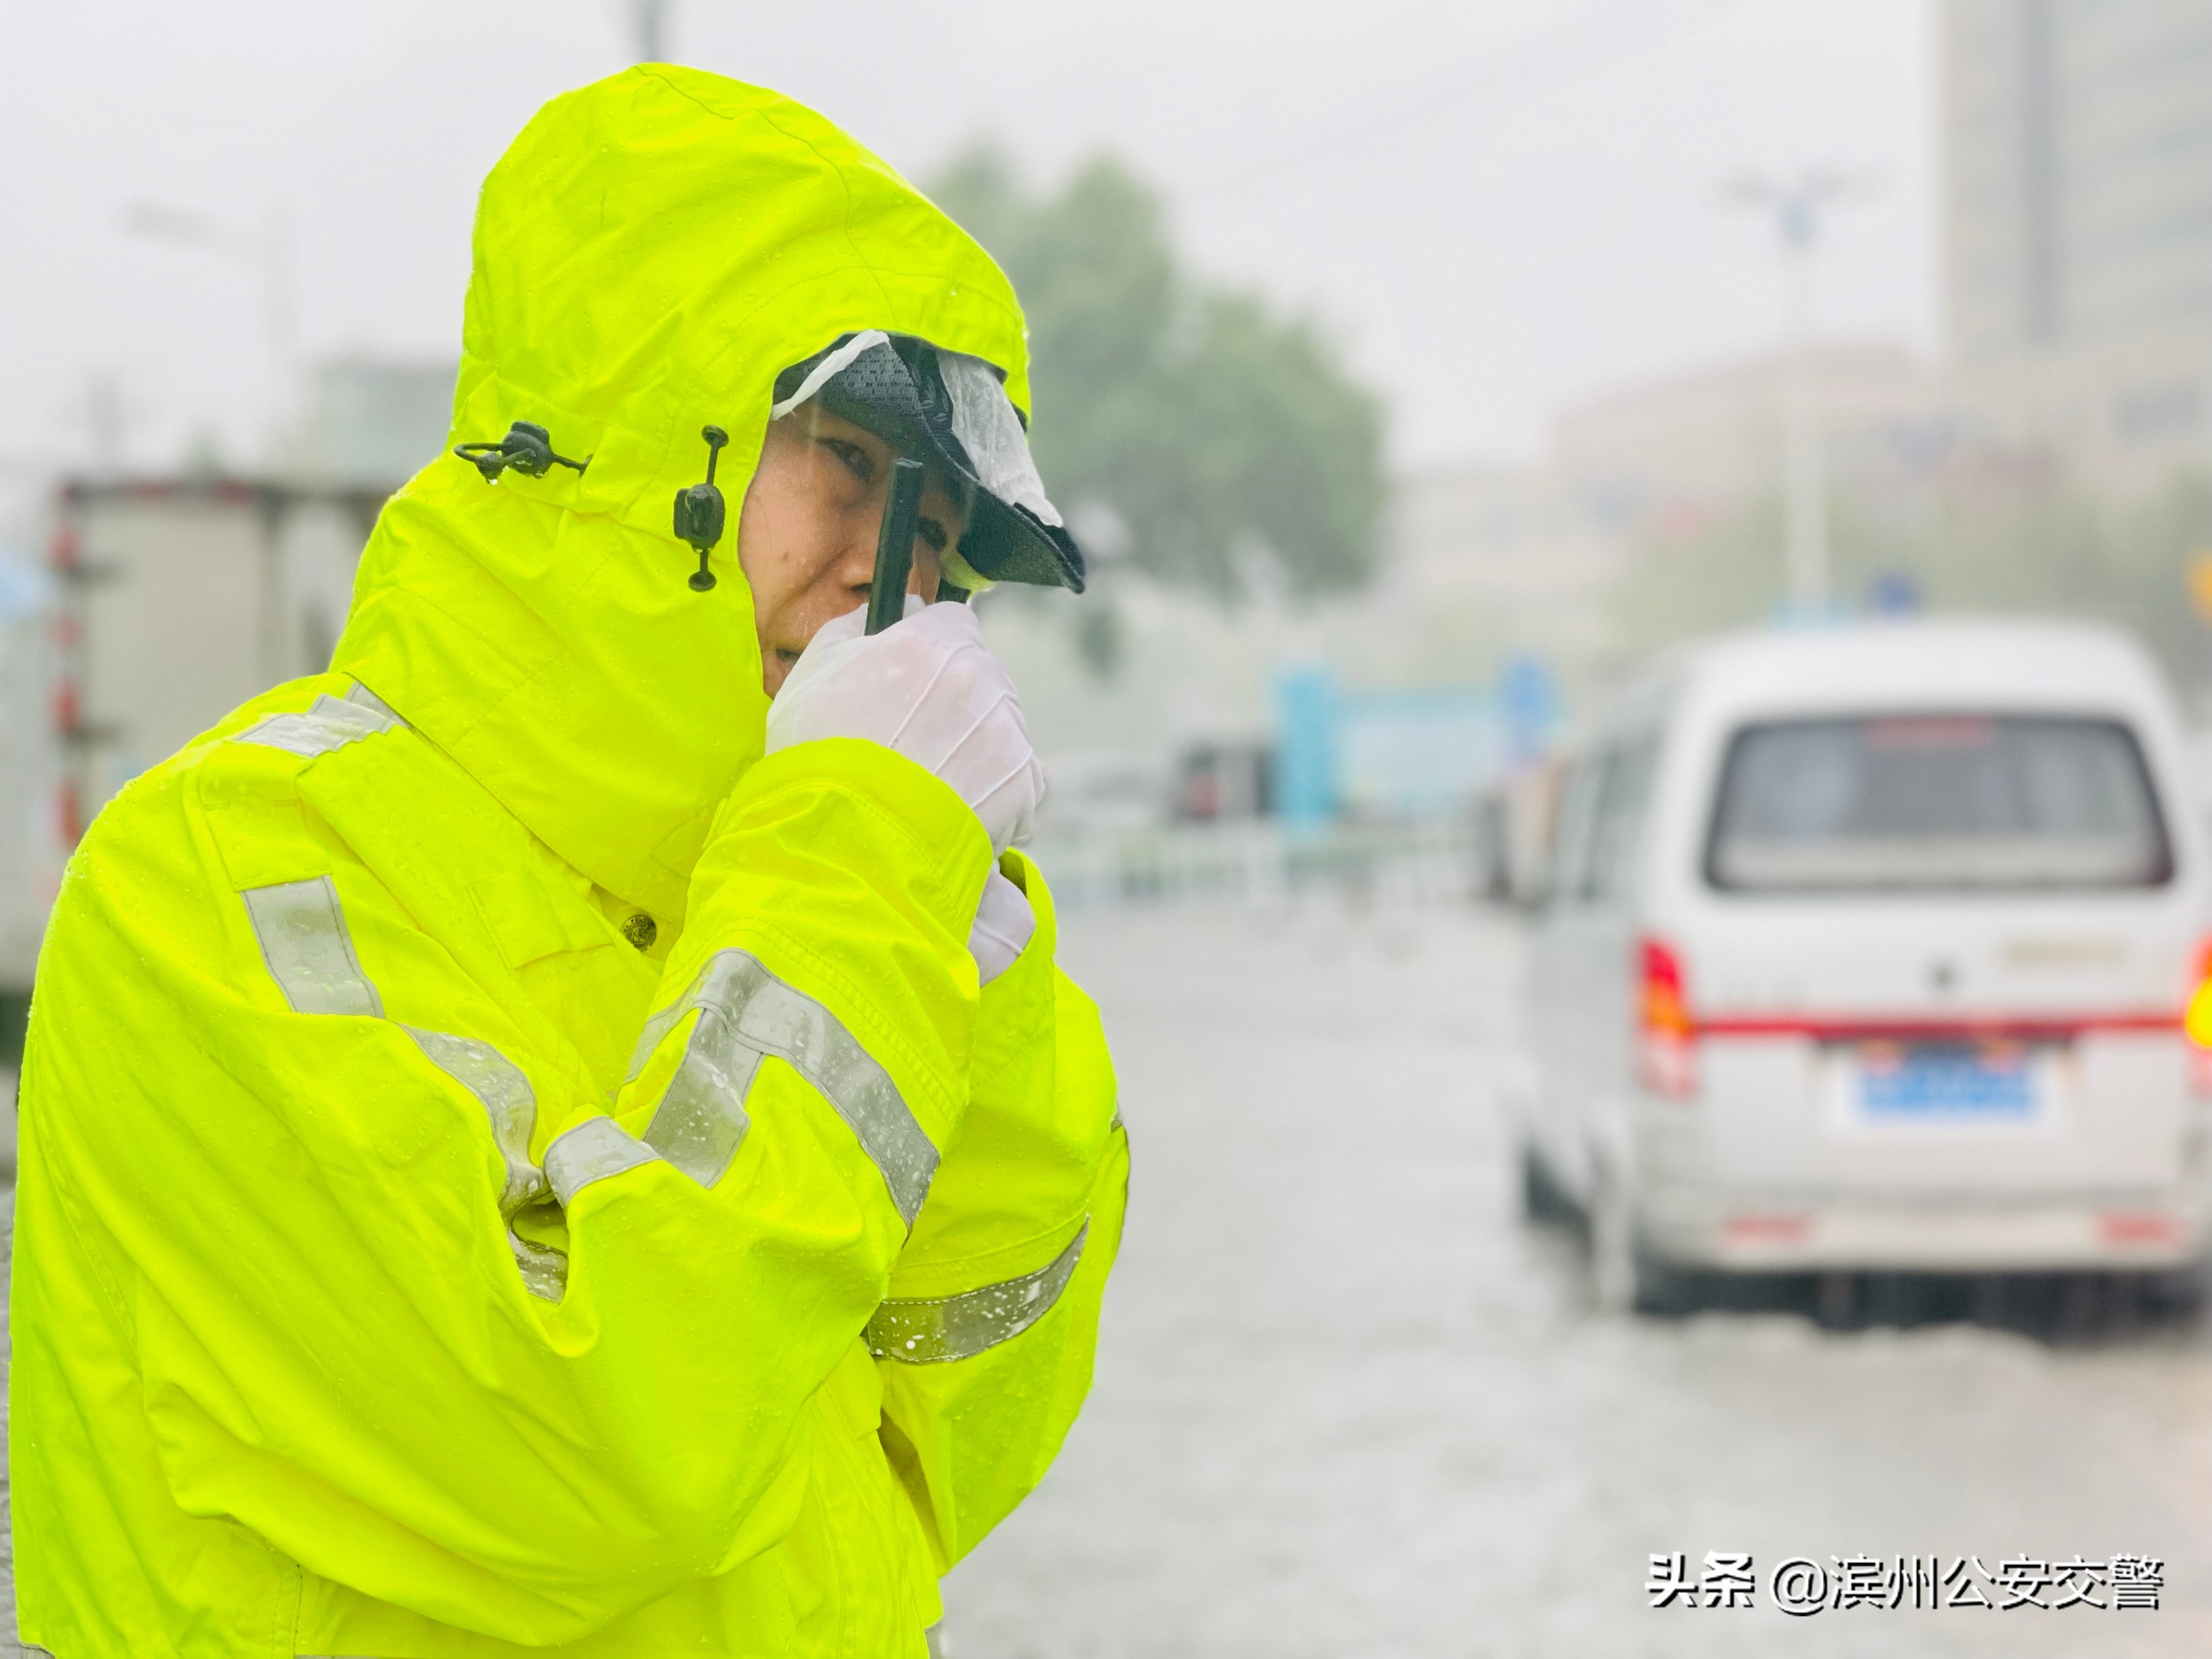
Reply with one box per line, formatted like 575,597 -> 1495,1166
918,517 -> 948,553
821,438 -> 872,482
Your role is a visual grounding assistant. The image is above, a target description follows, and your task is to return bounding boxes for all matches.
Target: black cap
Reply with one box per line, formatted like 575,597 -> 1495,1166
771,335 -> 1086,593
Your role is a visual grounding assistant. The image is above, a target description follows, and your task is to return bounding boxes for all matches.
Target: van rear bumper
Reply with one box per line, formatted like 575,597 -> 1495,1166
1642,1186 -> 2212,1272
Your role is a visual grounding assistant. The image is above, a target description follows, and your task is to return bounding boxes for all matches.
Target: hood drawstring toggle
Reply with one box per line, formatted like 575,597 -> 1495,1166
454,421 -> 589,484
673,425 -> 729,592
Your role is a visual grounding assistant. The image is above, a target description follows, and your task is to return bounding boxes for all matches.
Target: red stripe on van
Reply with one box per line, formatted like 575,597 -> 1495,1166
1693,1011 -> 2181,1042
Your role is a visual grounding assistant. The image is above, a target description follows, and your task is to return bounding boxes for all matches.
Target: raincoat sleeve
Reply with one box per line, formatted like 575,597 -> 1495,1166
32,732 -> 992,1647
871,849 -> 1130,1570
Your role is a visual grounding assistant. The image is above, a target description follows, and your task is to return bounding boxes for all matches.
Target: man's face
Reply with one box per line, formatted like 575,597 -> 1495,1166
738,403 -> 970,696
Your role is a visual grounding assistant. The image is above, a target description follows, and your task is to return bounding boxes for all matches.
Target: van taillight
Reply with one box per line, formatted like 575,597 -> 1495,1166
1637,936 -> 1698,1101
2185,940 -> 2212,1098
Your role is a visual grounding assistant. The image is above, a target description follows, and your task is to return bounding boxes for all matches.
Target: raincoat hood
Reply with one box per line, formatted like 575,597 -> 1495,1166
331,65 -> 1032,922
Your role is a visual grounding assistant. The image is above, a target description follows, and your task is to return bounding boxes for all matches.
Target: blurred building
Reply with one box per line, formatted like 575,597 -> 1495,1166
1391,0 -> 2212,690
1555,343 -> 1952,522
0,550 -> 56,1005
1944,0 -> 2212,488
1383,341 -> 1951,688
1381,460 -> 1626,680
281,357 -> 457,487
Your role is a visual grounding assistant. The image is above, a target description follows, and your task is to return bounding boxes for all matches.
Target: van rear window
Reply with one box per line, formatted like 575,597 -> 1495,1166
1706,715 -> 2172,893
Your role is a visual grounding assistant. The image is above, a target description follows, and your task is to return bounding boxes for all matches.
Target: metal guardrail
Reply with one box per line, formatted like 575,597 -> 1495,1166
1025,818 -> 1481,909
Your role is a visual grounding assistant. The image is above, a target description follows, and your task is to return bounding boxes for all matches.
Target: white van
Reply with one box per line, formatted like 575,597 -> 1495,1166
1518,619 -> 2212,1310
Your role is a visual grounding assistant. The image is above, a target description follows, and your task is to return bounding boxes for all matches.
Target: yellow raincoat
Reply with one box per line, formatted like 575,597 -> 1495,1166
12,65 -> 1125,1658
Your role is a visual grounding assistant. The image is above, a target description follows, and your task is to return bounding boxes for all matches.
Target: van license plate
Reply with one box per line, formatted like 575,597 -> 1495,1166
1854,1042 -> 2041,1121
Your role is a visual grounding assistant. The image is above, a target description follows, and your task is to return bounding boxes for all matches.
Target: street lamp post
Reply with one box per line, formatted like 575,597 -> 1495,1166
1725,167 -> 1870,617
631,0 -> 670,62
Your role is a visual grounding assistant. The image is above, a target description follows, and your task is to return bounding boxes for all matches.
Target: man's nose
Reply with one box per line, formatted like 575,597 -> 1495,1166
832,511 -> 880,595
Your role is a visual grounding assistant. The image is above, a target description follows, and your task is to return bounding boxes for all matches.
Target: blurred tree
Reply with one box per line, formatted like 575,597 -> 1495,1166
929,146 -> 1385,637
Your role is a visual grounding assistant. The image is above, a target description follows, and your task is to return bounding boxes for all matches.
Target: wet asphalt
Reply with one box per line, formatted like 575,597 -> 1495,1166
943,902 -> 2212,1658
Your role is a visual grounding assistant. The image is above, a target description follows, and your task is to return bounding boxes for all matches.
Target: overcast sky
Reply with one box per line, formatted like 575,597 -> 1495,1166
0,0 -> 1935,483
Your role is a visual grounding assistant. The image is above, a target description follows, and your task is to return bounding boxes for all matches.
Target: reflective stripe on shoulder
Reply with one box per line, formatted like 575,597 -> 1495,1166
343,679 -> 403,725
405,1027 -> 544,1213
867,1222 -> 1089,1365
544,1115 -> 660,1206
241,876 -> 383,1017
231,692 -> 397,760
631,949 -> 937,1223
241,867 -> 573,1303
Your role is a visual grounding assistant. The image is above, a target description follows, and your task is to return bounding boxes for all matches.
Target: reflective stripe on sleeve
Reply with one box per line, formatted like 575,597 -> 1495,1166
631,949 -> 938,1224
231,692 -> 396,760
640,1002 -> 763,1190
544,1116 -> 660,1205
506,1229 -> 568,1303
405,1027 -> 545,1213
866,1221 -> 1089,1365
408,1027 -> 563,1301
241,876 -> 384,1018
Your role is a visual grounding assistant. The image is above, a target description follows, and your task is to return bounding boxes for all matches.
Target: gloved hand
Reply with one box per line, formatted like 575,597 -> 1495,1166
766,600 -> 1047,856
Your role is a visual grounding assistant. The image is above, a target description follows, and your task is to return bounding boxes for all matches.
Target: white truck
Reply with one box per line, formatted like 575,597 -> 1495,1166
49,477 -> 385,834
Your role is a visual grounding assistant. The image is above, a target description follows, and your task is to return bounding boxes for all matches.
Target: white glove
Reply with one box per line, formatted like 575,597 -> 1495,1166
766,600 -> 1047,855
970,866 -> 1036,985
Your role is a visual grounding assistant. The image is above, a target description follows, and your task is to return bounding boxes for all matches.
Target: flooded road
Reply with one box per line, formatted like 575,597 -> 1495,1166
5,905 -> 2211,1655
942,902 -> 2212,1658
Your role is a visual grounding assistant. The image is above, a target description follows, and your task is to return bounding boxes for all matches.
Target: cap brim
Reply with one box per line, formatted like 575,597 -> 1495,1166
960,494 -> 1086,593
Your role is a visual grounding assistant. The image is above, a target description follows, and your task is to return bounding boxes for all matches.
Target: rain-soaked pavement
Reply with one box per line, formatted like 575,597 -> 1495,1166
942,900 -> 2212,1658
8,902 -> 2212,1656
